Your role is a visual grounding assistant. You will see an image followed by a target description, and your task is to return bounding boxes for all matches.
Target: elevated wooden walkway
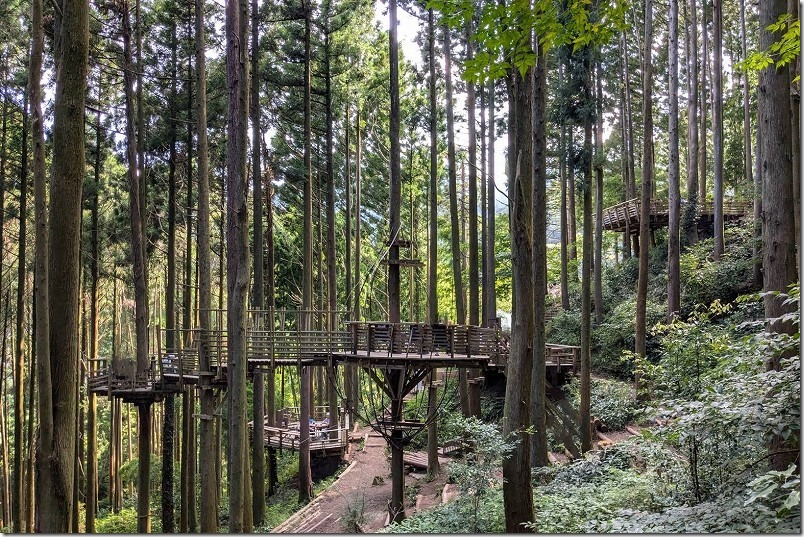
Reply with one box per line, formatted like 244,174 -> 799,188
601,197 -> 751,234
88,311 -> 580,399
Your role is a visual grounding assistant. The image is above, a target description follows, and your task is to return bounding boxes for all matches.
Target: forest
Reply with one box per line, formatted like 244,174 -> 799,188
0,0 -> 799,532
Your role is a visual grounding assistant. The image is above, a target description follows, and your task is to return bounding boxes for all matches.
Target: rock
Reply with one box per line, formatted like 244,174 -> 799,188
372,475 -> 385,486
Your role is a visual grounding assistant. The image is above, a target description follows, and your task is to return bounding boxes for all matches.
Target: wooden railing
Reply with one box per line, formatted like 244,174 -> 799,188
86,356 -> 161,393
347,322 -> 508,361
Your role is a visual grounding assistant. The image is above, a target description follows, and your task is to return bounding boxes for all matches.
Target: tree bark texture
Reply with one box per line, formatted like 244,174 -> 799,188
466,26 -> 479,327
712,0 -> 724,259
428,10 -> 438,324
137,403 -> 151,533
668,0 -> 681,316
501,69 -> 535,532
123,0 -> 149,376
387,0 -> 402,325
530,47 -> 548,468
40,0 -> 88,528
195,0 -> 217,527
250,0 -> 265,523
226,0 -> 252,525
635,0 -> 654,364
580,48 -> 594,453
13,91 -> 27,534
759,0 -> 797,379
485,80 -> 496,325
593,63 -> 603,325
684,0 -> 700,245
298,0 -> 314,504
444,27 -> 465,325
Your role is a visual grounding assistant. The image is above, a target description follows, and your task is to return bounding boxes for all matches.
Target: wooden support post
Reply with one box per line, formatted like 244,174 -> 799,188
137,402 -> 152,533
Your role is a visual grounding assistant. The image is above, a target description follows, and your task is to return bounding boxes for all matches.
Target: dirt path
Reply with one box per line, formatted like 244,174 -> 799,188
272,425 -> 453,533
272,423 -> 647,533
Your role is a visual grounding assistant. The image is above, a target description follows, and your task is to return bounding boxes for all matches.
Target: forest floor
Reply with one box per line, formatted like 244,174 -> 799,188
272,423 -> 646,533
271,424 -> 454,533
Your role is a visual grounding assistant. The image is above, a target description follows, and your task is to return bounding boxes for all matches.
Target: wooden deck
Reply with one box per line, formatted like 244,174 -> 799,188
602,197 -> 751,234
250,423 -> 348,454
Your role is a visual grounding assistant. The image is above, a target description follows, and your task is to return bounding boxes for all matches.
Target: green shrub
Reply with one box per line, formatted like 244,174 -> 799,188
592,491 -> 801,533
95,508 -> 139,533
546,308 -> 581,346
591,297 -> 664,377
679,225 -> 757,310
383,488 -> 506,533
565,377 -> 642,430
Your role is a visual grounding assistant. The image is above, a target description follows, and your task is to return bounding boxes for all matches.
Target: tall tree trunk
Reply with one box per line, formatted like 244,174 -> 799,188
530,46 -> 548,468
567,126 -> 578,263
684,0 -> 700,245
137,403 -> 151,533
739,0 -> 752,223
24,306 -> 35,533
444,27 -> 465,325
135,0 -> 146,253
323,20 -> 338,442
250,0 -> 265,524
195,0 -> 217,527
180,392 -> 189,531
466,27 -> 479,327
0,79 -> 7,531
161,20 -> 178,534
580,47 -> 594,453
759,0 -> 797,471
161,395 -> 174,532
226,0 -> 252,525
712,0 -> 724,259
344,102 -> 354,425
559,94 -> 570,309
635,0 -> 654,366
298,0 -> 314,505
13,91 -> 28,533
788,0 -> 800,258
593,63 -> 603,325
618,44 -> 631,259
427,10 -> 438,324
668,0 -> 681,316
753,102 -> 763,289
388,0 -> 402,326
184,33 -> 200,529
620,32 -> 638,256
264,156 -> 277,495
109,282 -> 118,513
0,294 -> 10,528
85,77 -> 103,535
123,0 -> 148,379
485,80 -> 496,323
39,0 -> 88,527
124,2 -> 152,529
351,107 -> 361,415
387,0 -> 405,522
699,4 -> 708,206
502,69 -> 535,532
480,85 -> 487,326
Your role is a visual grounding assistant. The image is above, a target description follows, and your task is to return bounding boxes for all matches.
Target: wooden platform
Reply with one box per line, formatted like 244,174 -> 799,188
403,450 -> 451,470
252,424 -> 347,454
601,197 -> 751,234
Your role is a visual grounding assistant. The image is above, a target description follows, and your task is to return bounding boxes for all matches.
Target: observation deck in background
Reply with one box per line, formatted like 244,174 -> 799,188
602,197 -> 751,235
